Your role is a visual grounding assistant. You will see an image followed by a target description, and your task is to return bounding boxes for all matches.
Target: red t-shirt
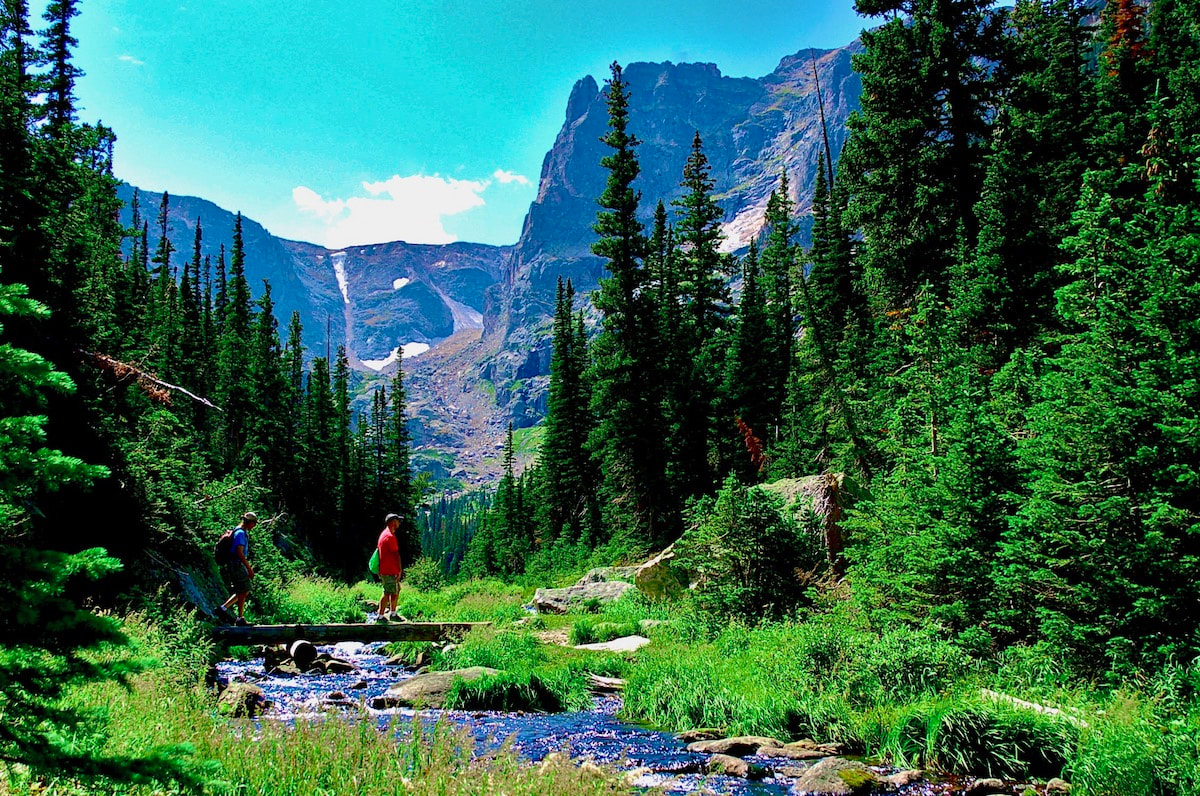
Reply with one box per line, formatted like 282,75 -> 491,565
377,527 -> 402,576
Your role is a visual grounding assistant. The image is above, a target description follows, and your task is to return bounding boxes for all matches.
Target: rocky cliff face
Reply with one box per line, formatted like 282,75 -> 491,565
483,42 -> 862,416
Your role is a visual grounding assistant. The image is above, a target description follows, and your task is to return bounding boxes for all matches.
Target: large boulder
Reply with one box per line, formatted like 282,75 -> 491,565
789,758 -> 880,796
634,544 -> 687,601
707,754 -> 768,780
533,580 -> 636,614
217,682 -> 271,718
685,736 -> 783,757
574,567 -> 637,586
573,635 -> 651,653
370,667 -> 500,709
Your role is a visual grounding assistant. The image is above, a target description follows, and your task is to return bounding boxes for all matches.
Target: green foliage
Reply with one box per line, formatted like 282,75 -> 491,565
406,556 -> 448,591
675,476 -> 825,621
569,617 -> 641,646
392,578 -> 528,624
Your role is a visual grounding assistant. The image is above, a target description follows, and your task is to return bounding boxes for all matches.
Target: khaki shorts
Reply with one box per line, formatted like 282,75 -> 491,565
380,574 -> 400,595
224,562 -> 251,594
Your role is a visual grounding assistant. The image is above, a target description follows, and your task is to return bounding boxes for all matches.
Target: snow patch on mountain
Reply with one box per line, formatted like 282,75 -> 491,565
361,342 -> 432,371
331,251 -> 349,304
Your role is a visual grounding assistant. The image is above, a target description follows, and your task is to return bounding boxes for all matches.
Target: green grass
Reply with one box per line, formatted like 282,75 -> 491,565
512,425 -> 544,458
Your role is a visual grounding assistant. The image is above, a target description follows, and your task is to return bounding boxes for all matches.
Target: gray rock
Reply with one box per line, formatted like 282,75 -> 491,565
676,728 -> 724,743
1046,780 -> 1071,795
267,662 -> 302,677
758,473 -> 858,562
965,779 -> 1007,796
884,769 -> 925,788
533,580 -> 636,614
686,735 -> 783,757
217,682 -> 271,718
324,658 -> 357,674
757,745 -> 827,761
574,567 -> 637,586
370,666 -> 500,709
790,757 -> 880,796
634,544 -> 687,601
707,753 -> 767,780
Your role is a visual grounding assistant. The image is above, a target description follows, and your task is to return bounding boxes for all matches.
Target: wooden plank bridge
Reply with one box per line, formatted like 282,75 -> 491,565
212,621 -> 489,646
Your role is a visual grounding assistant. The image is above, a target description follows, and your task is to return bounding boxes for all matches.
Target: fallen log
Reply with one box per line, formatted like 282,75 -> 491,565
213,621 -> 487,645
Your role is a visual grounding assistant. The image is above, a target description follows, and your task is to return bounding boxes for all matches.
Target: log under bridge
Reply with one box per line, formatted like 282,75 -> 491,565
212,621 -> 489,646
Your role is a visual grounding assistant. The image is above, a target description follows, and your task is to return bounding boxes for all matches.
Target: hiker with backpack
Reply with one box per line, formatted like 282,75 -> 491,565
375,513 -> 404,622
216,512 -> 257,626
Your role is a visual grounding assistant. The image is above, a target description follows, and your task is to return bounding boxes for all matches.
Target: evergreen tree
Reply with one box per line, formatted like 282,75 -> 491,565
248,282 -> 289,494
540,277 -> 597,544
217,214 -> 254,470
0,278 -> 193,785
667,131 -> 730,500
954,0 -> 1094,367
384,365 -> 418,563
38,0 -> 81,134
723,241 -> 771,480
587,62 -> 673,548
997,157 -> 1200,665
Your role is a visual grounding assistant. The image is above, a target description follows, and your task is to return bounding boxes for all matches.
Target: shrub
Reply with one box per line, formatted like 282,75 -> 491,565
406,557 -> 447,592
674,475 -> 825,621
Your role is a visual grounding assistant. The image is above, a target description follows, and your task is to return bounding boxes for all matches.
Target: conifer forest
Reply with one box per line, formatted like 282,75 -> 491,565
2,0 -> 1199,793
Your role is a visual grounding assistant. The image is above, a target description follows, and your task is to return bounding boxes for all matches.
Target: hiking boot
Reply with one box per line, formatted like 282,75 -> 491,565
214,606 -> 232,624
235,617 -> 249,627
374,613 -> 390,624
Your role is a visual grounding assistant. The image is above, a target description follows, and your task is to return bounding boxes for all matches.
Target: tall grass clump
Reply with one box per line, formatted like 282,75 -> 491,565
437,627 -> 593,712
391,578 -> 529,623
1064,660 -> 1200,796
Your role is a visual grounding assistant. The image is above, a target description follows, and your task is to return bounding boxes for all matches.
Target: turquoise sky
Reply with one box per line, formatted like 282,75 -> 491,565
66,1 -> 868,248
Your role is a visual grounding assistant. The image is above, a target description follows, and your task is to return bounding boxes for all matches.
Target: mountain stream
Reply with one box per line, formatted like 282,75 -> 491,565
217,641 -> 953,796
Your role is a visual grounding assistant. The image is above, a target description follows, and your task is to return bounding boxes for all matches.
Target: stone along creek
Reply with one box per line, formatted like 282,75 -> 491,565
215,641 -> 953,796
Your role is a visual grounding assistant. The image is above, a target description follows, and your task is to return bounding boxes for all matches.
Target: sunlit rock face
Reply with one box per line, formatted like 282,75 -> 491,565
483,42 -> 863,412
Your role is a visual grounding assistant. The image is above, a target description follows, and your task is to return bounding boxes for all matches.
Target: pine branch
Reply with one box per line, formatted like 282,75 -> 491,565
77,350 -> 223,411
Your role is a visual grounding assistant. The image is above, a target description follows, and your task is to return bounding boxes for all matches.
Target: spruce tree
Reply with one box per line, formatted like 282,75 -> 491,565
0,279 -> 194,785
667,131 -> 729,500
587,62 -> 673,549
541,277 -> 597,544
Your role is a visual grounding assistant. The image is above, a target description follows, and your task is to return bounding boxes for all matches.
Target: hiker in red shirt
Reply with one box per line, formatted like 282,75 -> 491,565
376,513 -> 404,622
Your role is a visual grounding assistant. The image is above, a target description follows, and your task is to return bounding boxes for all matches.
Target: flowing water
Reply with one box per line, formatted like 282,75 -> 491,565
217,642 -> 953,795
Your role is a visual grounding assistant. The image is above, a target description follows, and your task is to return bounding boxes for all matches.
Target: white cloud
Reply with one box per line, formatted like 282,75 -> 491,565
492,169 -> 531,185
293,174 -> 491,248
118,54 -> 145,66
